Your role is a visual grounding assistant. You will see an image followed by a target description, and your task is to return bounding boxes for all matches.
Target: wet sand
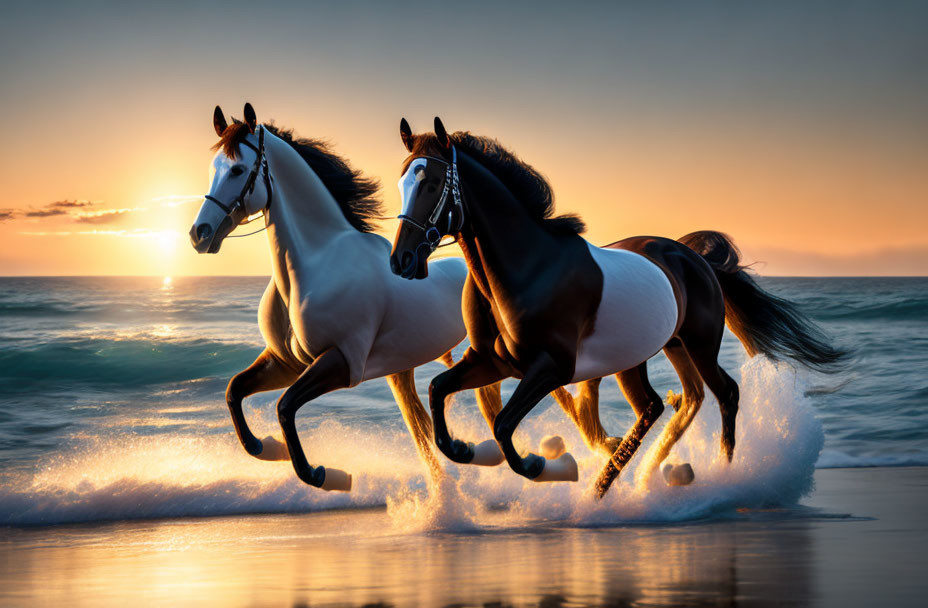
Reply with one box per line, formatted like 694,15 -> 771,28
1,466 -> 926,607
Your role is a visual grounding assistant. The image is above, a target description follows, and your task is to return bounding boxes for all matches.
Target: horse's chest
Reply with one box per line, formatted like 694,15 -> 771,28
572,247 -> 678,382
482,298 -> 528,364
256,281 -> 318,368
285,298 -> 337,362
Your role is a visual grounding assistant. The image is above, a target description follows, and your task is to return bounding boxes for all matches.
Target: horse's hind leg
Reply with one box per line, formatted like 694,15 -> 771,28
685,340 -> 740,462
636,340 -> 706,485
386,369 -> 443,481
226,349 -> 300,460
594,363 -> 665,497
552,379 -> 620,454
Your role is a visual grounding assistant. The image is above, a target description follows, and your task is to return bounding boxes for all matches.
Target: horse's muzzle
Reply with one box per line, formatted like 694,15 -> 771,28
389,247 -> 429,280
190,223 -> 220,254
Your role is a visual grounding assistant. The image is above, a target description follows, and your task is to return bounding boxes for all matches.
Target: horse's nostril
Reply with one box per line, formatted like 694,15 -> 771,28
400,250 -> 414,270
390,256 -> 400,275
196,224 -> 212,241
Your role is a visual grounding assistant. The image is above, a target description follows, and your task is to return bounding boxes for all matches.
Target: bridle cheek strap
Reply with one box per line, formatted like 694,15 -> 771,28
397,147 -> 464,252
204,126 -> 273,228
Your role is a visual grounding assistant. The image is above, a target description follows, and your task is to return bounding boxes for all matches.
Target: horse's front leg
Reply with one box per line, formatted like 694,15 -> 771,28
494,352 -> 577,481
386,368 -> 443,480
438,349 -> 505,443
226,349 -> 300,460
429,347 -> 507,464
276,347 -> 353,490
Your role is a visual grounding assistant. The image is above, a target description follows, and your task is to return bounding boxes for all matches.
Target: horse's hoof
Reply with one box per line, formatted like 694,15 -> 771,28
445,439 -> 476,464
321,467 -> 352,492
254,436 -> 289,461
470,439 -> 505,466
532,452 -> 579,483
662,463 -> 695,486
539,435 -> 566,460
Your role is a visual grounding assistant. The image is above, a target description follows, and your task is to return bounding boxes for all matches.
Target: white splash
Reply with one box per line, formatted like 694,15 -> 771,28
0,358 -> 822,528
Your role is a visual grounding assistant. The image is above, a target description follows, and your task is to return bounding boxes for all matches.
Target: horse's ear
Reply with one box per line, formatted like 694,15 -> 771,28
400,118 -> 414,152
243,103 -> 257,133
213,106 -> 228,137
434,116 -> 451,150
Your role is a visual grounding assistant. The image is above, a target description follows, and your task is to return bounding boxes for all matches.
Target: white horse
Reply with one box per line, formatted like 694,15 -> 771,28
189,104 -> 513,491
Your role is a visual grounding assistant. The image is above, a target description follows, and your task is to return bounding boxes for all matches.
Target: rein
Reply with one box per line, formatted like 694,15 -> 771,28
203,126 -> 274,239
227,213 -> 269,238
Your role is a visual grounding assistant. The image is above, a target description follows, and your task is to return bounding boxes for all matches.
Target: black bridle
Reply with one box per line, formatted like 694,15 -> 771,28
203,126 -> 273,232
397,146 -> 465,252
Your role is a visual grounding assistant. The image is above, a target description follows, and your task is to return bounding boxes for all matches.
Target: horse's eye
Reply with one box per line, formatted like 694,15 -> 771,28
230,166 -> 245,177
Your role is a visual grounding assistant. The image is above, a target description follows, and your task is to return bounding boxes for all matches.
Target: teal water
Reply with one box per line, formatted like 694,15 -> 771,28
0,276 -> 924,525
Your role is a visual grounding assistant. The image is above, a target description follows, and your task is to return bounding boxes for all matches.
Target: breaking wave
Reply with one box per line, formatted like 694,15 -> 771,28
0,358 -> 826,528
0,335 -> 262,388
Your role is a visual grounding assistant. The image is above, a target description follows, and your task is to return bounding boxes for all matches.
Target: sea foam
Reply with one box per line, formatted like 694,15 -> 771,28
0,358 -> 823,527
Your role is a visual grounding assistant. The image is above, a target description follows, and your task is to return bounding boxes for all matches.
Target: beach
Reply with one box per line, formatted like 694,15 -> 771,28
1,466 -> 925,607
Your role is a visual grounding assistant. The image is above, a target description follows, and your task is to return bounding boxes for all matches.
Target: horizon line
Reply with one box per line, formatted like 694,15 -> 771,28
0,274 -> 926,279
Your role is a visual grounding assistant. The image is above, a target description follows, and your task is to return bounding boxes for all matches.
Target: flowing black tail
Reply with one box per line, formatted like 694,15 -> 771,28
679,230 -> 849,373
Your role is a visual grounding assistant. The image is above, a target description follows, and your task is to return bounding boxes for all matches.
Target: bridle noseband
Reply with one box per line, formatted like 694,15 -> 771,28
203,126 -> 274,231
397,146 -> 464,251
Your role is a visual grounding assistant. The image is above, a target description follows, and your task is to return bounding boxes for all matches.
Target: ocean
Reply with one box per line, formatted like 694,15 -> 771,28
0,276 -> 925,527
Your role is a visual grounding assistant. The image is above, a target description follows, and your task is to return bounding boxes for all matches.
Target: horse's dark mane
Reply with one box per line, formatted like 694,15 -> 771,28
214,121 -> 382,233
407,132 -> 585,235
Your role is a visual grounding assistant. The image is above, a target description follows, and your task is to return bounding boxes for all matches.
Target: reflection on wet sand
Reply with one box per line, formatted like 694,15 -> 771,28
1,506 -> 815,607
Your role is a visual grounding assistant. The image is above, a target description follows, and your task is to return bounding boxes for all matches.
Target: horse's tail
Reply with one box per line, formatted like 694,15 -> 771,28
678,230 -> 849,372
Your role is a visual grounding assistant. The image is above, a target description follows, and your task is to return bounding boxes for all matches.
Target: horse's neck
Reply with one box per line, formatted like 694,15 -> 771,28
263,133 -> 354,304
458,157 -> 557,302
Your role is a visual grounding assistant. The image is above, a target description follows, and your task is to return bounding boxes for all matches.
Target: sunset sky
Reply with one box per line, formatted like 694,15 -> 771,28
0,1 -> 925,276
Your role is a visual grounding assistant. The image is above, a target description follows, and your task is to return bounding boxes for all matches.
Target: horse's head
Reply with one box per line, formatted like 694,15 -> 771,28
389,117 -> 465,280
190,103 -> 271,254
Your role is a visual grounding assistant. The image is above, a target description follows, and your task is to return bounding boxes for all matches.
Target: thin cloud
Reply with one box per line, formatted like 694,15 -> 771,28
10,199 -> 101,220
20,229 -> 180,239
73,208 -> 142,224
23,208 -> 68,218
49,199 -> 97,209
3,194 -> 195,225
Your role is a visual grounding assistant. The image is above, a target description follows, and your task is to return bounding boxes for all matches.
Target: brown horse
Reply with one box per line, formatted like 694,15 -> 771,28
389,117 -> 846,497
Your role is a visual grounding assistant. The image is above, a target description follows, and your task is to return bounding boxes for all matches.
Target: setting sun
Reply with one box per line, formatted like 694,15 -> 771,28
154,230 -> 179,255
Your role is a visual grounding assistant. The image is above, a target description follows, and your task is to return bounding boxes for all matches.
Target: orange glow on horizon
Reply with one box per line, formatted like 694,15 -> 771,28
2,122 -> 924,277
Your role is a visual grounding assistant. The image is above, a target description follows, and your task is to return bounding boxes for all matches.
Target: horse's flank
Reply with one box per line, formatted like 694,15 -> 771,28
571,244 -> 677,382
